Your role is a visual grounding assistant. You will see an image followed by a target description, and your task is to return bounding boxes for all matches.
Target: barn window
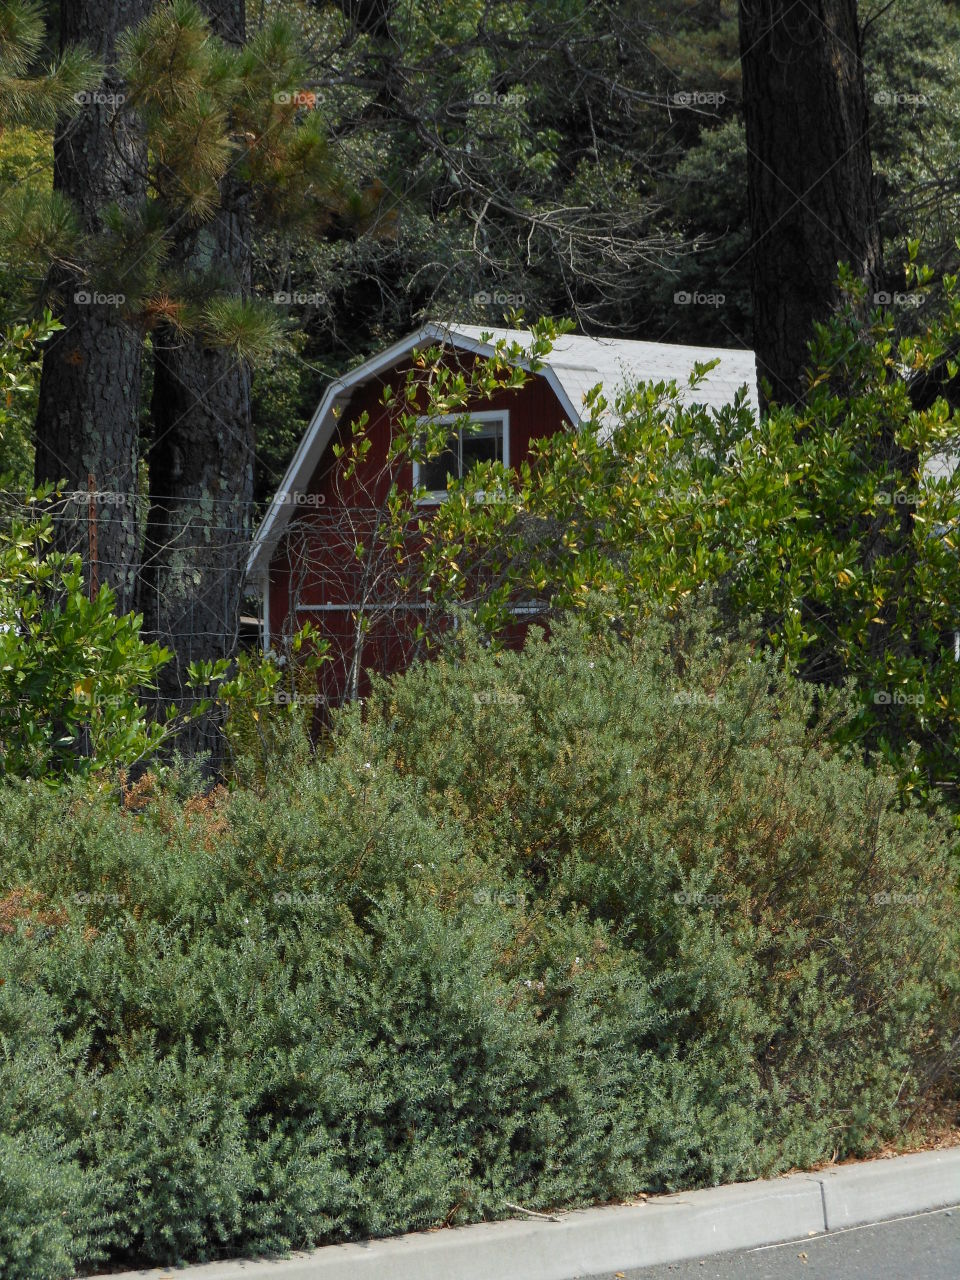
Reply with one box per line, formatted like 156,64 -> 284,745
413,411 -> 509,499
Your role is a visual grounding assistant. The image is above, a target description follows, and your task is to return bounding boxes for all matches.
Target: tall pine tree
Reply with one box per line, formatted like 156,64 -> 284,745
18,0 -> 340,757
137,0 -> 255,757
126,1 -> 334,756
33,0 -> 152,611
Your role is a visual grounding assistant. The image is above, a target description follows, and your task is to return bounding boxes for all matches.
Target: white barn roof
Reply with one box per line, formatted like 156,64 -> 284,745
246,322 -> 758,581
449,325 -> 759,425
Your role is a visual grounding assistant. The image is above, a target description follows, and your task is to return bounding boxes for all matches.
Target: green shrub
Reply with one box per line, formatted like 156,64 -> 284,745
0,499 -> 171,780
0,967 -> 110,1279
0,612 -> 956,1277
421,274 -> 960,797
351,612 -> 959,1164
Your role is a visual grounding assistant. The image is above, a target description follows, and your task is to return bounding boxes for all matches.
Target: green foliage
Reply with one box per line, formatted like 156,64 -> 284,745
0,496 -> 173,780
0,1 -> 377,352
648,116 -> 751,344
243,0 -> 673,472
0,121 -> 48,189
0,615 -> 956,1277
200,621 -> 330,780
0,186 -> 80,318
250,325 -> 314,506
0,1131 -> 91,1280
0,311 -> 57,483
0,7 -> 93,317
866,0 -> 960,282
199,297 -> 290,363
365,613 -> 960,1156
244,0 -> 960,495
118,0 -> 237,220
108,1 -> 384,317
419,281 -> 960,797
0,0 -> 101,130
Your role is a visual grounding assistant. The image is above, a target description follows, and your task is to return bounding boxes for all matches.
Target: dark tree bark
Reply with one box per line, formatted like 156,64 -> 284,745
34,0 -> 151,612
338,0 -> 393,37
139,0 -> 252,763
738,0 -> 882,410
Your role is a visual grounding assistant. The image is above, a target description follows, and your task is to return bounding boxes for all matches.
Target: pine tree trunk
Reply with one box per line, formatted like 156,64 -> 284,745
139,0 -> 252,764
738,0 -> 881,410
34,0 -> 151,613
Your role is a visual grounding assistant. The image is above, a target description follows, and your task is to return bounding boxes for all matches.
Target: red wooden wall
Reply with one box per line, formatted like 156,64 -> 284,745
266,350 -> 571,708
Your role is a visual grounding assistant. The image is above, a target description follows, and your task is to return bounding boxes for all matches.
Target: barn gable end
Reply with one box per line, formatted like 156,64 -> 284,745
248,324 -> 758,702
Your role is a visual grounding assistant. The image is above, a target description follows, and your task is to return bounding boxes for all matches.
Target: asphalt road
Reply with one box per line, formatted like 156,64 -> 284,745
587,1207 -> 960,1280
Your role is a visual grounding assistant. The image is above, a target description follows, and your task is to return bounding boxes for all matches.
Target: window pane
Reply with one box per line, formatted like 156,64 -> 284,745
460,420 -> 503,474
419,433 -> 458,491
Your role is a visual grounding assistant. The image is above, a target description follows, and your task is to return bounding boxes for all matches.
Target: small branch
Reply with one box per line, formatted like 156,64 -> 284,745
503,1202 -> 564,1223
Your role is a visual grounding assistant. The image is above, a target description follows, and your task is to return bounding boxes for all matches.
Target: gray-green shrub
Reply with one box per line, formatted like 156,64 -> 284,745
0,613 -> 957,1277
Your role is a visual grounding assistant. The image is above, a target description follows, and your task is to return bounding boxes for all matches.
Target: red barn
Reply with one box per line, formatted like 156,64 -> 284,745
246,324 -> 757,707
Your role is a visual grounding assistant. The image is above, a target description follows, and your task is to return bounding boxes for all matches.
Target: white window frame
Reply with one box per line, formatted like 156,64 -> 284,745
412,410 -> 510,502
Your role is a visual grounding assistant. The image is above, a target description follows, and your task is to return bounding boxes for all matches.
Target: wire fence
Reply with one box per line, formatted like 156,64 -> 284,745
3,477 -> 960,795
0,485 -> 537,709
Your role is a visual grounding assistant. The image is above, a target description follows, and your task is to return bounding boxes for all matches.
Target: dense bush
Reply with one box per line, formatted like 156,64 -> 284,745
0,499 -> 172,781
422,277 -> 960,797
0,614 -> 957,1278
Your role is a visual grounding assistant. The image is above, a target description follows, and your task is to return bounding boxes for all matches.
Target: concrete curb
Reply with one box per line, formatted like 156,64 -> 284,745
83,1148 -> 960,1280
814,1147 -> 960,1231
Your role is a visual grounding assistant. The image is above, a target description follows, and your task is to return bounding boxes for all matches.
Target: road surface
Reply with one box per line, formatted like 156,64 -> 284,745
586,1207 -> 959,1280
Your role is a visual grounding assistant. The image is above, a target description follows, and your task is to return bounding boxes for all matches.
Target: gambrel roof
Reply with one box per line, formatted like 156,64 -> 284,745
246,322 -> 759,581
